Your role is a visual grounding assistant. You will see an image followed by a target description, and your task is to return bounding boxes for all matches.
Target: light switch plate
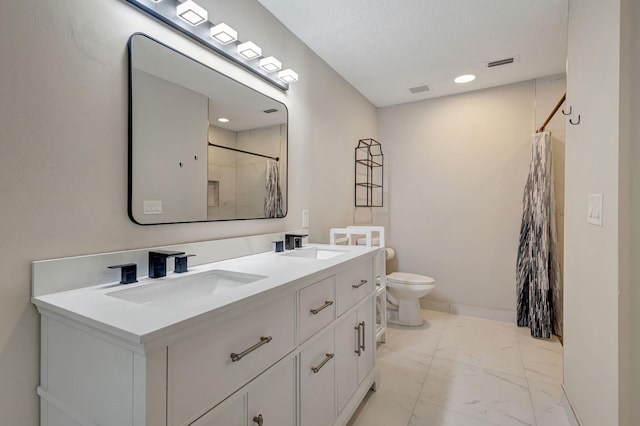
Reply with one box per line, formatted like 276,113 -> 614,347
143,200 -> 162,215
587,194 -> 603,226
301,209 -> 309,227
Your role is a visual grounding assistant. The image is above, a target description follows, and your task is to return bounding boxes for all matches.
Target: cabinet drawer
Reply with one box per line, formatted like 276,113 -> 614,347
336,259 -> 374,316
299,276 -> 336,342
168,293 -> 296,425
300,329 -> 336,426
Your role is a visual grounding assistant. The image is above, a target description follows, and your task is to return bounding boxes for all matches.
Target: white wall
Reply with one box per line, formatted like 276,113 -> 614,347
0,1 -> 376,424
378,81 -> 539,313
563,0 -> 622,424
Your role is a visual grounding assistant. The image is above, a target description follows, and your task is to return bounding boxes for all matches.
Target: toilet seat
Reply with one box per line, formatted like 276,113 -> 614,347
387,272 -> 435,286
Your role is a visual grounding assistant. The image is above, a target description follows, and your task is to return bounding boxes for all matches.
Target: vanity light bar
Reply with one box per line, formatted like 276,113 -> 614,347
259,56 -> 282,72
176,0 -> 208,26
237,41 -> 262,60
129,0 -> 298,90
210,23 -> 237,44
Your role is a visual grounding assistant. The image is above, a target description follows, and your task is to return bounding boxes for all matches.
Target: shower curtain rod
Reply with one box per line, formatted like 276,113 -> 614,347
208,142 -> 279,161
536,93 -> 567,133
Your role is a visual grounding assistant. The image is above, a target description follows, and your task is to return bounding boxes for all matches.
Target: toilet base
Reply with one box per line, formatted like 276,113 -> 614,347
386,298 -> 424,326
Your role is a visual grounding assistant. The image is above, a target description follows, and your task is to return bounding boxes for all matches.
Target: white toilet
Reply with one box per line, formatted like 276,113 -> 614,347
386,272 -> 436,326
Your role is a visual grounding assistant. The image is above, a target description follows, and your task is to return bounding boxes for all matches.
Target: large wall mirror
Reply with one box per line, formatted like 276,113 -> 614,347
128,33 -> 288,224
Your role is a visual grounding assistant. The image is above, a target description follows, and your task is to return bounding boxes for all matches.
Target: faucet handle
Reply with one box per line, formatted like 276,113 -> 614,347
174,254 -> 196,274
284,233 -> 308,250
108,263 -> 138,284
149,250 -> 186,278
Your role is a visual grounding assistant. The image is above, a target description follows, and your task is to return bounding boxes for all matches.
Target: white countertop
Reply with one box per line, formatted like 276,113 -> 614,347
32,244 -> 379,345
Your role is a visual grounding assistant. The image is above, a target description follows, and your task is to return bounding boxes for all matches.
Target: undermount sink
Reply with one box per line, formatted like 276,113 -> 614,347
107,269 -> 267,307
283,247 -> 347,260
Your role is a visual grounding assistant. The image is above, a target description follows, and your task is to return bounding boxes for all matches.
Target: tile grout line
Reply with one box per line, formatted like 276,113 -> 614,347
517,328 -> 540,426
405,311 -> 451,426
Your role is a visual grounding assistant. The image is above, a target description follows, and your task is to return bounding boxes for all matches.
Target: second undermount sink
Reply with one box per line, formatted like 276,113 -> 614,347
283,247 -> 348,260
107,269 -> 267,308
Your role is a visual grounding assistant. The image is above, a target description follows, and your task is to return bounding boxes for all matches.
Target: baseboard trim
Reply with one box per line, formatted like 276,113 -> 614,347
561,384 -> 582,426
420,299 -> 515,323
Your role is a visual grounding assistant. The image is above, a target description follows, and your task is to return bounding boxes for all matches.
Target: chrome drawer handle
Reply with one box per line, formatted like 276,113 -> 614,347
253,414 -> 264,425
352,279 -> 368,289
311,353 -> 334,373
310,300 -> 334,315
230,336 -> 272,362
354,321 -> 365,356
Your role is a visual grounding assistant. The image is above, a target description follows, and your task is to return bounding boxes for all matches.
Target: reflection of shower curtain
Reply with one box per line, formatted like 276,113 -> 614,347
264,159 -> 283,218
516,132 -> 562,338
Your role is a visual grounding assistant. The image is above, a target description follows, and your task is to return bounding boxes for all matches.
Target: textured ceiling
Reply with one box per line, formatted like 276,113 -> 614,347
257,0 -> 568,107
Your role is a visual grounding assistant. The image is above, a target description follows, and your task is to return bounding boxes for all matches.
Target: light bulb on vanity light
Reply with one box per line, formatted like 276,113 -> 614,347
210,23 -> 237,44
259,56 -> 282,72
176,0 -> 208,26
237,41 -> 262,60
278,68 -> 298,83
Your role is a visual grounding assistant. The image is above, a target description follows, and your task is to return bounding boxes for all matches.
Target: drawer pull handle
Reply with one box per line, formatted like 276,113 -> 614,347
230,336 -> 272,362
355,323 -> 362,356
253,414 -> 264,425
311,353 -> 334,373
310,300 -> 334,315
352,279 -> 368,289
359,321 -> 366,353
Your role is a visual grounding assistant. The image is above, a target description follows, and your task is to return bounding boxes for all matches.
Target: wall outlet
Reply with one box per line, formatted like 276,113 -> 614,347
301,209 -> 309,227
587,194 -> 603,226
143,200 -> 162,215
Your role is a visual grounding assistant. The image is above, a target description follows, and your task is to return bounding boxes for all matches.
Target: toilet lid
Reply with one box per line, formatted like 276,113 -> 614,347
387,272 -> 435,285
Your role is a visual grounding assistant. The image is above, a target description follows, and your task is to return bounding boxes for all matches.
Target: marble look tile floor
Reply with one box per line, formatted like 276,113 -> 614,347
348,310 -> 569,426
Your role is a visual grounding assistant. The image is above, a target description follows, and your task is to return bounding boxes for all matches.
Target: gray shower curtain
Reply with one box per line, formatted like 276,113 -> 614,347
264,159 -> 283,218
516,132 -> 562,338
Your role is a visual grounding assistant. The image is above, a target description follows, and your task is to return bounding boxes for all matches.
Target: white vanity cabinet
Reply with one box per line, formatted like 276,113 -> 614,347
300,328 -> 336,426
336,258 -> 374,316
335,296 -> 375,412
33,243 -> 380,426
168,293 -> 296,425
193,356 -> 296,426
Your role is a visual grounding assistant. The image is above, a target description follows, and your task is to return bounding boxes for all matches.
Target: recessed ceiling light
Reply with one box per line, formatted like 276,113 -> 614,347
217,118 -> 230,123
237,41 -> 261,60
210,23 -> 237,45
176,0 -> 208,26
454,74 -> 476,84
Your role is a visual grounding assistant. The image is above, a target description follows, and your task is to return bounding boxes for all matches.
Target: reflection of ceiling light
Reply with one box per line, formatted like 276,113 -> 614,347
237,41 -> 261,60
278,69 -> 298,83
259,56 -> 282,72
149,0 -> 162,3
454,74 -> 476,84
210,23 -> 237,44
217,118 -> 230,123
176,0 -> 208,26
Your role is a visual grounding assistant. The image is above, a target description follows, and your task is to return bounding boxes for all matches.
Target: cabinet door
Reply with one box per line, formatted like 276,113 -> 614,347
248,357 -> 296,426
191,396 -> 245,426
357,297 -> 375,382
335,309 -> 359,412
300,329 -> 335,426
